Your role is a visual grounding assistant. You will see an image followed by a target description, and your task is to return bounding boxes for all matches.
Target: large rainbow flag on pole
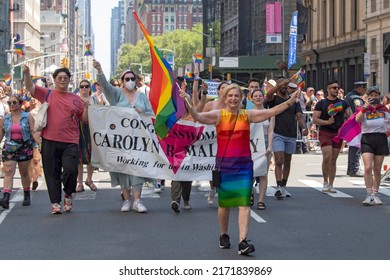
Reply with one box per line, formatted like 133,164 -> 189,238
133,11 -> 186,139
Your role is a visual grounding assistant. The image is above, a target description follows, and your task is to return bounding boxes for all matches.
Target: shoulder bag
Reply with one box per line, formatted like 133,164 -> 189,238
34,90 -> 52,132
212,111 -> 239,188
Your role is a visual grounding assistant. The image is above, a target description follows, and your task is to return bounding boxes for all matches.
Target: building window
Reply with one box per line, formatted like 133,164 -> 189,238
351,0 -> 357,31
165,6 -> 168,12
50,32 -> 56,40
371,0 -> 376,12
165,16 -> 168,23
385,0 -> 390,9
170,25 -> 174,31
171,16 -> 174,23
165,25 -> 169,31
371,37 -> 376,54
171,7 -> 174,12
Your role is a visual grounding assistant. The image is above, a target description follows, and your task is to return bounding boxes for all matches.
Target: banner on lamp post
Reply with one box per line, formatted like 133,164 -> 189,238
287,11 -> 298,69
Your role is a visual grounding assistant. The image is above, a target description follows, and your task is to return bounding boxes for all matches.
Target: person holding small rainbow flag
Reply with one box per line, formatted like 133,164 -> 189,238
312,81 -> 349,194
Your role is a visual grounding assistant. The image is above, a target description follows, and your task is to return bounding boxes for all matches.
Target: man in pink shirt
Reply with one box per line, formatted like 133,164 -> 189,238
23,65 -> 88,214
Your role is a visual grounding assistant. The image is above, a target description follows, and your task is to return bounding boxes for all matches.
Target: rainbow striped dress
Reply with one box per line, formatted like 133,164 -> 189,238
216,109 -> 253,207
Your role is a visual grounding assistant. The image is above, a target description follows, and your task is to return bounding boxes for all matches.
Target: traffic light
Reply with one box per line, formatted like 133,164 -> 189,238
208,64 -> 212,72
60,57 -> 70,68
60,58 -> 66,68
65,57 -> 70,68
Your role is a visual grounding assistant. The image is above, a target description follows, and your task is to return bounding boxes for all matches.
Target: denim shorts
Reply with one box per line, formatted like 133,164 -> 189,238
272,133 -> 296,154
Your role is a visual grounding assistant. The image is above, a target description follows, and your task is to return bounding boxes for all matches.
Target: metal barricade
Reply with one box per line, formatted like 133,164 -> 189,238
296,111 -> 320,151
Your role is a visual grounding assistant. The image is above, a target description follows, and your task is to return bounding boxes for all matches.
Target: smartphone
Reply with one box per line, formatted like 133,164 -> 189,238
369,98 -> 381,104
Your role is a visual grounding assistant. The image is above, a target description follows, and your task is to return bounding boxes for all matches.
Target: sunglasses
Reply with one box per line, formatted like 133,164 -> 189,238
80,85 -> 90,89
124,77 -> 136,82
7,101 -> 19,106
329,86 -> 339,90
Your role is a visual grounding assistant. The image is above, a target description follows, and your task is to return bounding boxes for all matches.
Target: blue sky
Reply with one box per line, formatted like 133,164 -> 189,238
91,0 -> 118,76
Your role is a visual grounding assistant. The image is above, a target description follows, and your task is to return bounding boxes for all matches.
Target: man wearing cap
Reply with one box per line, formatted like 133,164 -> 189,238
265,77 -> 308,199
344,81 -> 367,177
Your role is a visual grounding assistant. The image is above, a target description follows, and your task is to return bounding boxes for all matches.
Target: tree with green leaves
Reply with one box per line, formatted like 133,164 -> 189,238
116,24 -> 203,78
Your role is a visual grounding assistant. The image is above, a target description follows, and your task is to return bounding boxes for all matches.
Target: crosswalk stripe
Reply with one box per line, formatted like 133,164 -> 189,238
250,210 -> 266,223
348,180 -> 390,197
298,179 -> 353,198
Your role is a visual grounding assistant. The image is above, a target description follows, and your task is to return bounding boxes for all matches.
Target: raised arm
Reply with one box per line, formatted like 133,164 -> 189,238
249,89 -> 299,123
194,82 -> 208,112
180,91 -> 220,125
23,64 -> 36,95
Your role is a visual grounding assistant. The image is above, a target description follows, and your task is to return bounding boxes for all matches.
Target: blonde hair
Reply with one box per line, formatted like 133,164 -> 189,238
221,83 -> 242,99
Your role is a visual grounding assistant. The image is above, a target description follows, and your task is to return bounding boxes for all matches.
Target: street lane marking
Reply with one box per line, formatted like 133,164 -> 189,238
0,203 -> 15,225
299,180 -> 353,198
0,189 -> 23,225
250,210 -> 266,223
349,180 -> 390,196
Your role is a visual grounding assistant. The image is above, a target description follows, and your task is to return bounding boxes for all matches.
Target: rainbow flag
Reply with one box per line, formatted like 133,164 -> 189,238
4,75 -> 12,86
84,44 -> 93,56
31,76 -> 43,84
73,88 -> 80,95
14,43 -> 26,57
291,69 -> 305,89
184,68 -> 193,79
133,11 -> 186,139
91,82 -> 98,93
23,92 -> 32,101
297,71 -> 305,89
327,102 -> 343,116
192,54 -> 203,63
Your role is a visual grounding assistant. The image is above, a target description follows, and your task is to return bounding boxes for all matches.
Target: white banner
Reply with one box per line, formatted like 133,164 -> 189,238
89,105 -> 267,181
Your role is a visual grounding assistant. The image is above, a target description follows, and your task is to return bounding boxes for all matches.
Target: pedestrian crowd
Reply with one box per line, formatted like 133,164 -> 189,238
0,64 -> 389,256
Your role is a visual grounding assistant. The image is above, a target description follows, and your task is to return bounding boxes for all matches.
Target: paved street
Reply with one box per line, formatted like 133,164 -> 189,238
1,152 -> 390,260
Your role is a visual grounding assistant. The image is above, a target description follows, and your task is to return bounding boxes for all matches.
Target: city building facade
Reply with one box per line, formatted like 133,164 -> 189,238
300,0 -> 366,93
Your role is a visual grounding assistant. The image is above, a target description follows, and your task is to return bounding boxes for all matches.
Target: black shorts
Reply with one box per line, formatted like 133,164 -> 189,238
361,133 -> 389,156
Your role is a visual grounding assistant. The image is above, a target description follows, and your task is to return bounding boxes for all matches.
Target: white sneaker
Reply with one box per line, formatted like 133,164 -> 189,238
362,194 -> 374,206
184,201 -> 192,210
207,191 -> 215,205
274,186 -> 285,199
133,200 -> 147,213
328,184 -> 337,193
154,185 -> 162,193
253,183 -> 259,195
373,194 -> 383,205
281,186 -> 291,197
322,183 -> 330,193
121,200 -> 131,212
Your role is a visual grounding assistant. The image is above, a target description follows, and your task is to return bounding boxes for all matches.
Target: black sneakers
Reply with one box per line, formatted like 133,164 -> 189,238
238,239 -> 255,255
219,234 -> 231,249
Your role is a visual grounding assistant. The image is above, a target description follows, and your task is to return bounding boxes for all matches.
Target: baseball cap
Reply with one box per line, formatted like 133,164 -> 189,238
288,82 -> 298,89
265,79 -> 277,87
354,81 -> 367,88
366,87 -> 381,95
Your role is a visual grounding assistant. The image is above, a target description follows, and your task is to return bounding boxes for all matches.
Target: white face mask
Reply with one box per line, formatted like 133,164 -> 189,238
125,79 -> 136,91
